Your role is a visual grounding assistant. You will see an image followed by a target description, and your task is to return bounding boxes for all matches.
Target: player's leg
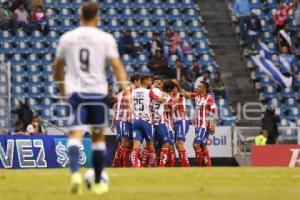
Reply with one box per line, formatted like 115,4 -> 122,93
168,130 -> 176,167
174,120 -> 190,167
144,122 -> 156,167
90,128 -> 110,194
193,128 -> 204,167
121,122 -> 133,167
131,120 -> 143,167
67,93 -> 85,194
157,124 -> 170,167
112,120 -> 125,167
68,130 -> 84,194
199,129 -> 212,167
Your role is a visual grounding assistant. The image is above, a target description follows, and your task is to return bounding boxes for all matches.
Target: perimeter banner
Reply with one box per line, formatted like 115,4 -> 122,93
0,135 -> 95,169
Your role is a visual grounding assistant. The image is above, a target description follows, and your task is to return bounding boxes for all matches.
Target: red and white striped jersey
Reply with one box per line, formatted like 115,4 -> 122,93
194,94 -> 217,128
132,87 -> 160,123
114,87 -> 132,122
151,88 -> 171,125
164,102 -> 174,131
170,92 -> 188,122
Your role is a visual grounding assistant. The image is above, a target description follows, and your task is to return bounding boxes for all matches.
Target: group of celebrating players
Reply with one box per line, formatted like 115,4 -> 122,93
111,73 -> 218,168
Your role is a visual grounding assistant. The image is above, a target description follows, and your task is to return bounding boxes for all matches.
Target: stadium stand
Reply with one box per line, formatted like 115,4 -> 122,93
0,0 -> 234,128
228,0 -> 300,141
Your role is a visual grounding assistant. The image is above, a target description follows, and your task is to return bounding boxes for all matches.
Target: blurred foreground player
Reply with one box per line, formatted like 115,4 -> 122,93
54,2 -> 128,195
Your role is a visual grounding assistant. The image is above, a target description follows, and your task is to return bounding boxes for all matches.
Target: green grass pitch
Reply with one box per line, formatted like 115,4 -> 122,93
0,168 -> 300,200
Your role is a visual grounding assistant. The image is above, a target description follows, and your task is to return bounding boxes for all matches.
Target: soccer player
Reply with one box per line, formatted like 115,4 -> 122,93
151,76 -> 170,167
112,73 -> 140,167
168,80 -> 190,167
165,102 -> 176,167
185,81 -> 218,167
131,75 -> 165,167
53,2 -> 128,195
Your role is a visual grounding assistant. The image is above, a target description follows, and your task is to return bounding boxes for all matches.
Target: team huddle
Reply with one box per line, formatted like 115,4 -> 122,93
112,74 -> 218,168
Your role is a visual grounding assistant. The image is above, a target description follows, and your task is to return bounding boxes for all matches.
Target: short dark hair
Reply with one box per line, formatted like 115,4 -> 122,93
200,81 -> 209,92
153,76 -> 163,82
162,79 -> 176,93
3,2 -> 9,6
129,73 -> 140,83
81,2 -> 99,21
140,74 -> 150,84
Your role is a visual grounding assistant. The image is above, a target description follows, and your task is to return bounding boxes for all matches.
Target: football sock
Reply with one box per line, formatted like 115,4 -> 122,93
148,148 -> 157,167
159,147 -> 169,167
195,149 -> 203,167
131,148 -> 140,167
92,142 -> 106,183
168,147 -> 176,167
179,149 -> 190,167
203,149 -> 212,167
141,146 -> 150,167
123,148 -> 132,167
112,145 -> 125,167
67,138 -> 81,173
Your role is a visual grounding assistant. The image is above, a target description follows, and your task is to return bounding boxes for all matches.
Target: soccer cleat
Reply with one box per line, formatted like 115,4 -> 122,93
91,183 -> 109,195
70,172 -> 83,195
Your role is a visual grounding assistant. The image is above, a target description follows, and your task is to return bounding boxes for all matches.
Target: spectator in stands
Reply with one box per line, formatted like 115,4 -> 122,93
146,32 -> 163,59
245,12 -> 262,51
11,0 -> 29,12
279,45 -> 296,77
233,0 -> 251,42
13,2 -> 35,33
15,99 -> 33,130
0,1 -> 17,31
179,74 -> 193,92
277,22 -> 293,52
147,49 -> 169,75
12,120 -> 29,135
162,27 -> 173,58
26,116 -> 46,135
211,72 -> 226,99
187,59 -> 202,83
273,1 -> 295,35
255,130 -> 268,146
118,29 -> 137,58
175,59 -> 186,81
30,0 -> 44,11
31,5 -> 49,35
262,105 -> 281,144
170,31 -> 184,61
194,70 -> 211,89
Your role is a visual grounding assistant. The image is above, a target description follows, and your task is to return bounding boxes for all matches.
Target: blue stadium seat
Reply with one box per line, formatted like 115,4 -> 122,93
156,19 -> 168,31
28,85 -> 42,98
107,19 -> 121,31
173,20 -> 185,31
11,54 -> 25,65
134,0 -> 147,8
186,9 -> 200,20
32,42 -> 45,55
196,41 -> 211,55
121,54 -> 132,65
124,19 -> 137,30
119,0 -> 131,8
184,54 -> 194,66
0,42 -> 14,54
28,54 -> 40,65
181,0 -> 194,8
170,9 -> 182,19
31,31 -> 44,43
106,8 -> 119,19
153,9 -> 166,19
165,0 -> 178,9
102,0 -> 116,9
149,0 -> 163,8
259,75 -> 274,89
139,19 -> 152,31
61,19 -> 73,32
263,86 -> 277,100
137,8 -> 151,19
60,8 -> 73,20
135,54 -> 148,66
280,87 -> 294,100
15,31 -> 29,43
12,86 -> 26,98
121,8 -> 134,19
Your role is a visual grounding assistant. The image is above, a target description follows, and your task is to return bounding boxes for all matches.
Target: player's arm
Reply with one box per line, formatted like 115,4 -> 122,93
53,58 -> 66,98
182,90 -> 197,99
149,90 -> 166,103
209,97 -> 218,134
110,58 -> 129,90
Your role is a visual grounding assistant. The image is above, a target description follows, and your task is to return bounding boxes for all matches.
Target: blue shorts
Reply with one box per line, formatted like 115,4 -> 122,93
194,127 -> 210,145
174,120 -> 190,142
169,130 -> 175,145
154,124 -> 169,145
122,121 -> 133,140
68,93 -> 108,128
132,119 -> 153,142
115,120 -> 123,142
